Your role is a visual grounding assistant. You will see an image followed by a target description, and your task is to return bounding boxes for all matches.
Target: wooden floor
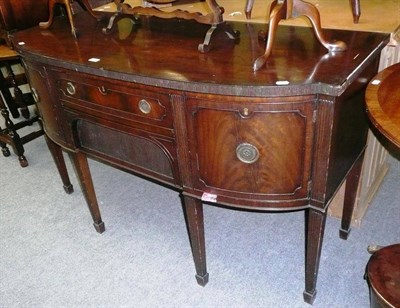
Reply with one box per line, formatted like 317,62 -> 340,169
95,0 -> 400,33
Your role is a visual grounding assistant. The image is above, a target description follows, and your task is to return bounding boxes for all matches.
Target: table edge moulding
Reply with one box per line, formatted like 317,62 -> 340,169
11,11 -> 389,305
365,62 -> 400,151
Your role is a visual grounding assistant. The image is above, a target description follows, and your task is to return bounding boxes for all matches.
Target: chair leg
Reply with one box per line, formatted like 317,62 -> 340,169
5,62 -> 30,119
0,140 -> 11,157
0,96 -> 28,167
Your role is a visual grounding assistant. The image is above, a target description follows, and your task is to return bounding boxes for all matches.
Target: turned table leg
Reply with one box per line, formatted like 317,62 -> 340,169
253,0 -> 287,71
39,0 -> 102,38
349,0 -> 361,23
304,208 -> 327,304
39,0 -> 78,38
252,0 -> 347,71
44,135 -> 74,194
69,151 -> 105,233
182,194 -> 209,286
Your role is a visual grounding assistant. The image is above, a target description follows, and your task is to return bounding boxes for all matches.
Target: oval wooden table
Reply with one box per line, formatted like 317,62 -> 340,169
365,62 -> 400,308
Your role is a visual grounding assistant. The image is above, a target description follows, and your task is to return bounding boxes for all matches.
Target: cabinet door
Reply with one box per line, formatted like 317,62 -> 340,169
186,95 -> 315,209
23,61 -> 65,146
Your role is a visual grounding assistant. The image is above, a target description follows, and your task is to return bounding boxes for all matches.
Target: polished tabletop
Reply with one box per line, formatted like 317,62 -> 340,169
366,62 -> 400,151
12,12 -> 388,97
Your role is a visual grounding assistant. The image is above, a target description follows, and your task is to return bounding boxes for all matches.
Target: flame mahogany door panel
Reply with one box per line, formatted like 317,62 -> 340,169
185,94 -> 315,209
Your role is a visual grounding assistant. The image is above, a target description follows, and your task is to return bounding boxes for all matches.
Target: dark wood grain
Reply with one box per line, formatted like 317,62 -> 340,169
12,12 -> 389,304
366,244 -> 400,307
12,13 -> 388,96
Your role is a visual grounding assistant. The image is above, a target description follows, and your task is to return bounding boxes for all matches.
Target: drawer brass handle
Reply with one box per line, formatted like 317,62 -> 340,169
236,143 -> 260,164
66,82 -> 76,96
138,99 -> 151,114
31,87 -> 39,103
98,86 -> 108,95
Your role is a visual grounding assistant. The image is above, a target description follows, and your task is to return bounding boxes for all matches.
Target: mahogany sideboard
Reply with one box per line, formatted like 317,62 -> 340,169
12,13 -> 388,304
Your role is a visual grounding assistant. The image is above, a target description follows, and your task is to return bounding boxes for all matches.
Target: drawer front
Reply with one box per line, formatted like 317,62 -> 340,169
53,70 -> 174,134
186,95 -> 315,207
43,68 -> 180,186
75,118 -> 178,185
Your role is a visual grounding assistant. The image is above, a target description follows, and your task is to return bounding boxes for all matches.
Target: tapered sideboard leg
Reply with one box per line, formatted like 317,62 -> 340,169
340,151 -> 365,240
69,151 -> 105,233
303,208 -> 327,304
44,135 -> 74,194
182,195 -> 209,286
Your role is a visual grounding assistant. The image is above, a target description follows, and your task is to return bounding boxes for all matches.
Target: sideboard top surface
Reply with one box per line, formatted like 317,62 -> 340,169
12,12 -> 389,97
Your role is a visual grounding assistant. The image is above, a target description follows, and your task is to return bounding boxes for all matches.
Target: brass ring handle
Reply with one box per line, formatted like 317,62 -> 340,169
66,82 -> 76,96
98,86 -> 108,95
138,99 -> 151,114
236,143 -> 260,164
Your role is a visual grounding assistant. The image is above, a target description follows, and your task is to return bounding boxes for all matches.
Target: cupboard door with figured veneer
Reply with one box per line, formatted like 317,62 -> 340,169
186,96 -> 315,207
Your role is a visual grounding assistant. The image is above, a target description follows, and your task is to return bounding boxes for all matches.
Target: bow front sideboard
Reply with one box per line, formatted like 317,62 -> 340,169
12,13 -> 388,304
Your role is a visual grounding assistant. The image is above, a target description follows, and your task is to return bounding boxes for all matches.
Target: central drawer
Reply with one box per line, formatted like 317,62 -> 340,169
46,68 -> 180,186
54,70 -> 174,135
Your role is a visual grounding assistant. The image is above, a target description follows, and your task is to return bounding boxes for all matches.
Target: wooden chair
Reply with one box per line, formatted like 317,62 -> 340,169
0,0 -> 50,166
0,47 -> 43,167
0,0 -> 74,193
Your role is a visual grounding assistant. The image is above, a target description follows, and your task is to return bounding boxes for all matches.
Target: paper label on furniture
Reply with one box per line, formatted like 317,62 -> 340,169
201,192 -> 217,203
276,80 -> 290,85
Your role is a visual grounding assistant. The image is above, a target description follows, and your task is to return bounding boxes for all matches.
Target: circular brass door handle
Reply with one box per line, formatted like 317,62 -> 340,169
236,143 -> 260,164
138,99 -> 151,114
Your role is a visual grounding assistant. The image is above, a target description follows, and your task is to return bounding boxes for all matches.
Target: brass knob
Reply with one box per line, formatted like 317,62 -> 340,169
31,87 -> 39,103
66,82 -> 76,96
138,99 -> 151,114
236,143 -> 259,164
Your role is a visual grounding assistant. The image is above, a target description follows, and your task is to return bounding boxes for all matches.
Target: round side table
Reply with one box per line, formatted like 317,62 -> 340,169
366,244 -> 400,308
365,62 -> 400,308
365,62 -> 400,151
